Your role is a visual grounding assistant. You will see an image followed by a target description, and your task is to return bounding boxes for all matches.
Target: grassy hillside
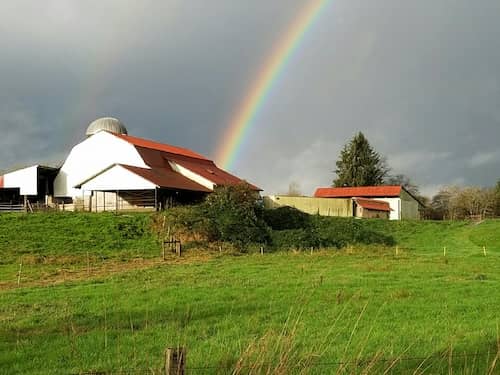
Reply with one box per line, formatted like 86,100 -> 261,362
365,219 -> 500,255
0,212 -> 160,290
0,212 -> 158,261
2,212 -> 499,259
1,213 -> 499,373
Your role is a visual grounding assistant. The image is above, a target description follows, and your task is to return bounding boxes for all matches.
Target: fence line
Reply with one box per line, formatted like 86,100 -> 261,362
0,203 -> 24,212
73,348 -> 498,374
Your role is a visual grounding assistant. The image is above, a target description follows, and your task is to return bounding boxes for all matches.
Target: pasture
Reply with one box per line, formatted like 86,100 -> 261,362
0,213 -> 499,373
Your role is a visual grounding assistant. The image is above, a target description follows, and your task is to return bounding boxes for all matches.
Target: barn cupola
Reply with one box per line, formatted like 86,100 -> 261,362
85,117 -> 128,137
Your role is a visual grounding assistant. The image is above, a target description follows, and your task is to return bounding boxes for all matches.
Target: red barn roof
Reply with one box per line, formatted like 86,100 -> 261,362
110,132 -> 260,190
170,157 -> 257,189
354,198 -> 391,212
0,175 -> 3,188
314,186 -> 402,198
120,165 -> 211,192
114,133 -> 208,160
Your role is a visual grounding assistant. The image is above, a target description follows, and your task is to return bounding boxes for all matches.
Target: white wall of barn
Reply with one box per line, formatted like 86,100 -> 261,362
54,131 -> 149,198
3,165 -> 38,195
372,198 -> 401,220
79,165 -> 156,191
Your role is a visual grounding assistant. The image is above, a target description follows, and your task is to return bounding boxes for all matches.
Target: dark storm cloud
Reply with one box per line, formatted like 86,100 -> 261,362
235,0 -> 500,195
0,0 -> 303,167
1,0 -> 499,196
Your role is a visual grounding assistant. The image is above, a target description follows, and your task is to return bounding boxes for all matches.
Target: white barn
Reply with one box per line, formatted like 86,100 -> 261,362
1,117 -> 258,211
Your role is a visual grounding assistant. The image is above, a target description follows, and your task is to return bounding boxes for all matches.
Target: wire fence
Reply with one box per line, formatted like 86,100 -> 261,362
73,348 -> 499,374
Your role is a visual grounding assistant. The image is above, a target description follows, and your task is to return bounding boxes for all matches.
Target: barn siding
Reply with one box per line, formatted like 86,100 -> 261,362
400,190 -> 421,219
54,131 -> 148,198
263,196 -> 353,217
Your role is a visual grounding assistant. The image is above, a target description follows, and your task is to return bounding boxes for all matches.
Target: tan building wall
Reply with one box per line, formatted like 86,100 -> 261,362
356,206 -> 390,219
400,190 -> 421,220
263,196 -> 353,217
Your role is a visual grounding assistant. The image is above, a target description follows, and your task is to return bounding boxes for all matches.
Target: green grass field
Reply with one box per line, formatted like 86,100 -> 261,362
0,213 -> 499,374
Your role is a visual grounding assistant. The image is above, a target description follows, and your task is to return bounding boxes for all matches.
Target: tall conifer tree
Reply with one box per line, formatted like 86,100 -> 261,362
333,132 -> 388,187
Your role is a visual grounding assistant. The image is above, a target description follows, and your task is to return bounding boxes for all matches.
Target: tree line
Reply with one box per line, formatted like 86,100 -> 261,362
428,183 -> 500,220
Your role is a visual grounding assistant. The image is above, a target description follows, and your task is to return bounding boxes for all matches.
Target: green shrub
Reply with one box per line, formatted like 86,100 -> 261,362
270,228 -> 319,250
269,215 -> 395,250
115,219 -> 145,239
155,184 -> 271,250
311,216 -> 395,248
262,206 -> 311,230
201,184 -> 271,250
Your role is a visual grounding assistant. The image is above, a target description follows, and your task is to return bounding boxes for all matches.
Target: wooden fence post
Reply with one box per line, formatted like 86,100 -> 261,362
17,263 -> 22,286
165,347 -> 186,375
176,242 -> 182,257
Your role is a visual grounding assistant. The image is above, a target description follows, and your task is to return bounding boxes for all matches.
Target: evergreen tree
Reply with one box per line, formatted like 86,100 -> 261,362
333,132 -> 388,187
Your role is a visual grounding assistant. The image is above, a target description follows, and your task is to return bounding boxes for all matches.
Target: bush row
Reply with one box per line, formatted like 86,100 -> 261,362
270,215 -> 395,250
154,184 -> 395,251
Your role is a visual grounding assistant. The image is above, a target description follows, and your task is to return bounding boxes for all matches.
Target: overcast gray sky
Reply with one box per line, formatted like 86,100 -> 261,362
1,0 -> 499,196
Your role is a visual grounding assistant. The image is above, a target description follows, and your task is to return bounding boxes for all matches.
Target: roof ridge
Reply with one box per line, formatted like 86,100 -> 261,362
112,132 -> 209,161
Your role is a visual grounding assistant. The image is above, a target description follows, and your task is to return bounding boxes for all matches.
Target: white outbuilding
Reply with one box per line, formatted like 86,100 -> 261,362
0,165 -> 58,211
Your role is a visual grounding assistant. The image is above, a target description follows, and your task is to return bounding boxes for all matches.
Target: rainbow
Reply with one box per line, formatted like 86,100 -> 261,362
215,0 -> 332,170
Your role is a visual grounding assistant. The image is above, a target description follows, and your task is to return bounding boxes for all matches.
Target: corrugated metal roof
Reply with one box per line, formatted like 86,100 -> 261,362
114,133 -> 208,160
315,186 -> 402,198
170,157 -> 260,190
119,165 -> 212,192
355,198 -> 391,212
111,131 -> 261,191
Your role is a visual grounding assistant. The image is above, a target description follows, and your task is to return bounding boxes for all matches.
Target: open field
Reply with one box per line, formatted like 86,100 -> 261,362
0,213 -> 499,373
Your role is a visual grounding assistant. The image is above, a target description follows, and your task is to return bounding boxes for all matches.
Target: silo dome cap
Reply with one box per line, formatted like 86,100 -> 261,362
86,117 -> 128,137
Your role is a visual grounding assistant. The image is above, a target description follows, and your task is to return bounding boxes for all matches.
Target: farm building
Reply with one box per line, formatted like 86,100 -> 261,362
314,186 -> 423,220
0,117 -> 258,212
0,165 -> 59,211
263,195 -> 391,219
